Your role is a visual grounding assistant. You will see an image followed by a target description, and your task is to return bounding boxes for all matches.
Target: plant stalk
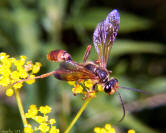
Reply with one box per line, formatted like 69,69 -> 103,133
64,97 -> 92,133
15,89 -> 28,127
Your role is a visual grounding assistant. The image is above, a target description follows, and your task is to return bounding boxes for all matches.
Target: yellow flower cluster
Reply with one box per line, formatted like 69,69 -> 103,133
94,124 -> 135,133
68,79 -> 103,98
0,52 -> 41,96
24,105 -> 59,133
94,124 -> 116,133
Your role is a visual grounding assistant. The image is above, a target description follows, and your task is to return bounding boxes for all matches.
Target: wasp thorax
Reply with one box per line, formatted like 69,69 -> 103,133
47,50 -> 72,62
96,68 -> 108,82
104,78 -> 118,94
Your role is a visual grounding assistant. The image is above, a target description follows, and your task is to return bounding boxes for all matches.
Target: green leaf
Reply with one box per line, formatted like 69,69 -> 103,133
145,77 -> 166,93
65,8 -> 152,33
112,40 -> 165,56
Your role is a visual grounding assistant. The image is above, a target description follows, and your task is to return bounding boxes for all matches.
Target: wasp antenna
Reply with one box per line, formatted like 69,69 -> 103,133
119,86 -> 151,95
117,91 -> 125,122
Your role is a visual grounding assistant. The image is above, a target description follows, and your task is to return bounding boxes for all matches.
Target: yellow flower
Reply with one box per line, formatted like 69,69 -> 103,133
13,82 -> 23,89
39,123 -> 50,133
94,124 -> 116,133
94,124 -> 135,133
72,85 -> 83,94
18,68 -> 28,79
128,129 -> 135,133
24,124 -> 33,133
25,75 -> 35,84
97,84 -> 104,92
49,126 -> 60,133
105,123 -> 111,130
33,116 -> 46,123
84,79 -> 93,89
32,62 -> 42,73
10,71 -> 20,81
6,88 -> 14,96
0,53 -> 41,92
39,105 -> 52,114
24,61 -> 33,71
68,81 -> 76,86
0,76 -> 10,87
25,105 -> 60,133
94,127 -> 100,133
25,104 -> 38,118
49,119 -> 56,125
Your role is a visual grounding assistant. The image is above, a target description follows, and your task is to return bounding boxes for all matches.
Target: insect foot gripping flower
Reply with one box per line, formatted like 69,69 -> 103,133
68,79 -> 104,98
25,105 -> 60,133
0,52 -> 41,96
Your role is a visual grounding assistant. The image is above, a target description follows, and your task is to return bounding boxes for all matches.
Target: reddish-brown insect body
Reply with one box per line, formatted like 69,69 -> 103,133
14,10 -> 147,122
47,50 -> 72,62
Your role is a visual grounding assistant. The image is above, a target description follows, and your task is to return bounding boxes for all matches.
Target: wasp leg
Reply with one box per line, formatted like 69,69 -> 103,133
72,80 -> 83,96
108,70 -> 112,74
83,45 -> 92,63
83,83 -> 98,99
12,71 -> 58,86
93,59 -> 100,64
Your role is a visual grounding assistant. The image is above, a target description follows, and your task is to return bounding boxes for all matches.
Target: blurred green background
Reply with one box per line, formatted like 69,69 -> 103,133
0,0 -> 166,133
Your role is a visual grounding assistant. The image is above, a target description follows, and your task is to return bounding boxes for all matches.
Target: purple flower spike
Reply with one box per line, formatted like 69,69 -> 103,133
93,9 -> 120,68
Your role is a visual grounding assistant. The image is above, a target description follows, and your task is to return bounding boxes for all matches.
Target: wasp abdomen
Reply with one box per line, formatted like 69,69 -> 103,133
47,50 -> 72,62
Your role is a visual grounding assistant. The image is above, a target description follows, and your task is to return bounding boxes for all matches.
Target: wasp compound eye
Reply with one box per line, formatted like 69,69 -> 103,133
104,78 -> 118,94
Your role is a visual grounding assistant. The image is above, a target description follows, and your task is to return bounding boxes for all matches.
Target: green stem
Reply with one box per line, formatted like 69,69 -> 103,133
64,97 -> 92,133
15,89 -> 28,127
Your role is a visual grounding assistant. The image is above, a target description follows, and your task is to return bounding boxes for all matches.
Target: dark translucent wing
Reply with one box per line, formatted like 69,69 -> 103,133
54,62 -> 98,81
93,9 -> 120,68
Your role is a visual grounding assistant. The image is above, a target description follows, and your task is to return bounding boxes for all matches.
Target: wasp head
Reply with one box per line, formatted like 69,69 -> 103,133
104,78 -> 119,95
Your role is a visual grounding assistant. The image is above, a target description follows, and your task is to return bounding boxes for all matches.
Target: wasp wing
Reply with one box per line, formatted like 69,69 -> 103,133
93,9 -> 120,68
54,61 -> 98,81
